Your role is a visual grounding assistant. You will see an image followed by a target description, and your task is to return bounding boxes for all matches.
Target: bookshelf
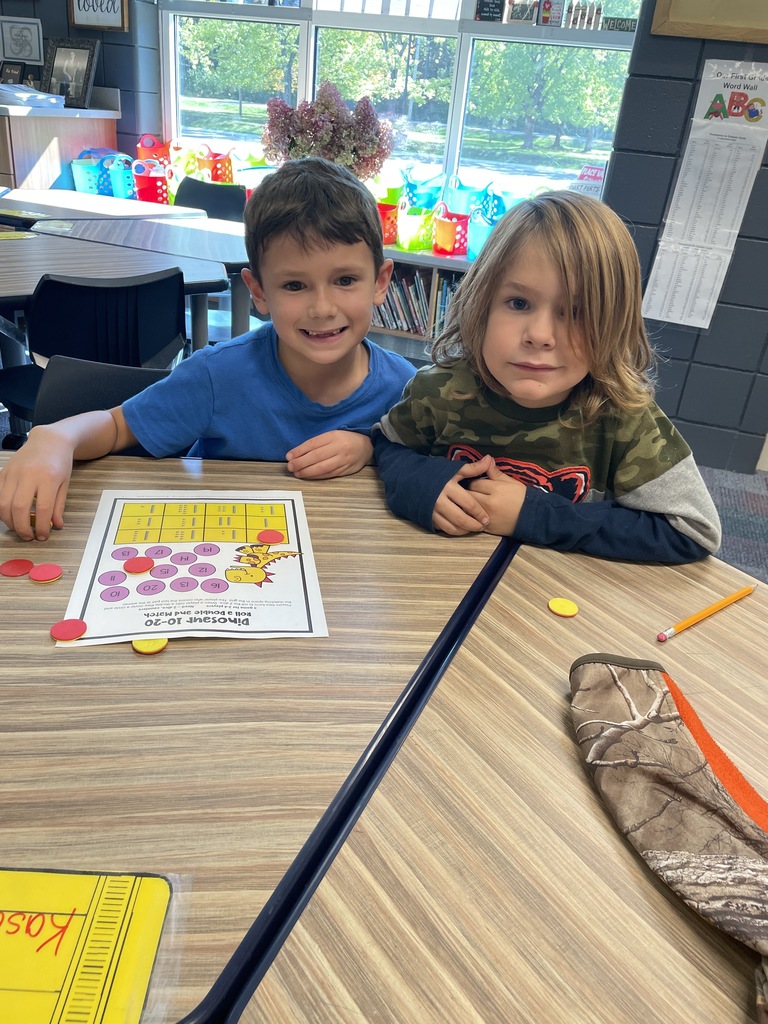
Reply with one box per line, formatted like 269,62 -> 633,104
371,249 -> 470,354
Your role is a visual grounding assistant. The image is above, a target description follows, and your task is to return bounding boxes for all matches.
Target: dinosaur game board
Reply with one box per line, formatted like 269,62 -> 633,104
59,490 -> 327,647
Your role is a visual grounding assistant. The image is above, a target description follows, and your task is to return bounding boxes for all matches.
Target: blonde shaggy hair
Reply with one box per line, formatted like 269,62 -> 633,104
432,190 -> 655,425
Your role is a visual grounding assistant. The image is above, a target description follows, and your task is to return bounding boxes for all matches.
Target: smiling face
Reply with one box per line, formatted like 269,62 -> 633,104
242,234 -> 392,384
481,238 -> 590,408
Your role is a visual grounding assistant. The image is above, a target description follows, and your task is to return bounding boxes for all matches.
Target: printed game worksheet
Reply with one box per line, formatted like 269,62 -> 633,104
60,490 -> 328,647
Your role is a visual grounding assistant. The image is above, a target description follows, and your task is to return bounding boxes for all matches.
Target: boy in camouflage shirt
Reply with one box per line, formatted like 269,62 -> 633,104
374,192 -> 720,563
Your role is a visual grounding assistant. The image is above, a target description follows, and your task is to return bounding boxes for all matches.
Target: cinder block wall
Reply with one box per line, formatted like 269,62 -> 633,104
0,0 -> 163,157
603,0 -> 768,473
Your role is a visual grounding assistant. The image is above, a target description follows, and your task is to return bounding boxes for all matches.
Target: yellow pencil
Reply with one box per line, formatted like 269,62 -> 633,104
656,584 -> 757,642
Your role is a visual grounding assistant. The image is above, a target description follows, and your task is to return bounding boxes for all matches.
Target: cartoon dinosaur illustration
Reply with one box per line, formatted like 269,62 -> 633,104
225,543 -> 299,586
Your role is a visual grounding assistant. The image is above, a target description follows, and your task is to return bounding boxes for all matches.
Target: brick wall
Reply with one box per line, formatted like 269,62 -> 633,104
603,0 -> 768,472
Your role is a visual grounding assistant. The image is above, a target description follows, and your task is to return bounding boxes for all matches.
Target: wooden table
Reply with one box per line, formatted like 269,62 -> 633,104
244,546 -> 768,1023
0,230 -> 227,358
0,189 -> 207,226
0,455 -> 498,1022
33,216 -> 251,345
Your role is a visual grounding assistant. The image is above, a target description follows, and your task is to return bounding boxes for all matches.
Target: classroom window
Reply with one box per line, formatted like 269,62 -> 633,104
315,28 -> 456,175
161,0 -> 638,198
458,39 -> 632,200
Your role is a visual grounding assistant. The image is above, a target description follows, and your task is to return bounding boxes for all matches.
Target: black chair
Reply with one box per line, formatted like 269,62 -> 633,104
32,355 -> 173,458
173,176 -> 247,222
173,176 -> 251,342
0,268 -> 186,448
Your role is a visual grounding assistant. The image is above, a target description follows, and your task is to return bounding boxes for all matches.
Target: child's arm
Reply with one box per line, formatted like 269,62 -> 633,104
373,431 -> 490,533
469,458 -> 719,563
0,407 -> 137,541
286,430 -> 373,479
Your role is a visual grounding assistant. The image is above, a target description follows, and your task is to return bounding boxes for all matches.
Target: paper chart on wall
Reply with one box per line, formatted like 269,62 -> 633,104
643,60 -> 768,329
60,489 -> 328,647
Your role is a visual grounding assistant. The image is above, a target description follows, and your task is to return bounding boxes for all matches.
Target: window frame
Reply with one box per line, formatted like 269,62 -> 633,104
158,0 -> 635,179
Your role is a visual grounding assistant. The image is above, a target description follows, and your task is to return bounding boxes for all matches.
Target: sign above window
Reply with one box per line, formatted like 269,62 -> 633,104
68,0 -> 129,33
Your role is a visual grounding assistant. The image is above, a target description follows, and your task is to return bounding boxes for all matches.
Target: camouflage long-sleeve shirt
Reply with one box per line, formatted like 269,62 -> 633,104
373,363 -> 721,563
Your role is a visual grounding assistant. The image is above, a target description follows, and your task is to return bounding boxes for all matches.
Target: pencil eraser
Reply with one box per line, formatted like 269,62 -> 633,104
656,632 -> 667,643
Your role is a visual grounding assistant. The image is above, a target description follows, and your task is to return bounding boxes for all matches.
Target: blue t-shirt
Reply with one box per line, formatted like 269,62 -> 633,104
122,322 -> 416,461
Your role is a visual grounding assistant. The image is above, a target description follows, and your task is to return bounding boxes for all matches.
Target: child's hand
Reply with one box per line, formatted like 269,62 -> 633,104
432,456 -> 494,535
286,430 -> 373,479
467,458 -> 527,536
0,428 -> 74,541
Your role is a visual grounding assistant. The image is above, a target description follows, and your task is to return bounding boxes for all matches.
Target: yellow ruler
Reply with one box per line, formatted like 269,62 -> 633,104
0,869 -> 171,1024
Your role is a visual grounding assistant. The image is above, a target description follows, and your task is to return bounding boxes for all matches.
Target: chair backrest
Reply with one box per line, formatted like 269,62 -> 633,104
26,269 -> 187,370
174,176 -> 247,222
32,355 -> 172,457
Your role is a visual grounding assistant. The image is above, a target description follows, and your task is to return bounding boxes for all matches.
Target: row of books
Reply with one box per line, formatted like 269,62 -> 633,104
433,271 -> 463,338
372,268 -> 465,339
372,267 -> 432,336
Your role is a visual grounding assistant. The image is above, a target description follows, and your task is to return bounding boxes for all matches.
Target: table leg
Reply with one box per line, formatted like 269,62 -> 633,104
189,294 -> 210,351
230,274 -> 252,339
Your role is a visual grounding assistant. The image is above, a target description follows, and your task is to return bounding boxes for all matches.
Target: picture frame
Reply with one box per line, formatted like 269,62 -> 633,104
68,0 -> 129,33
0,16 -> 44,65
651,0 -> 768,44
41,37 -> 100,109
0,61 -> 24,85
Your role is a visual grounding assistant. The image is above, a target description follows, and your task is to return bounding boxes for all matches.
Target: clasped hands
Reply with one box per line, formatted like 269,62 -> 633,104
432,454 -> 526,537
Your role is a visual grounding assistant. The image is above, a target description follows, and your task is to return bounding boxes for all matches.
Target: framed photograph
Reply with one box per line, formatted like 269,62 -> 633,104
0,16 -> 44,64
651,0 -> 768,44
41,38 -> 100,109
68,0 -> 129,33
0,61 -> 24,85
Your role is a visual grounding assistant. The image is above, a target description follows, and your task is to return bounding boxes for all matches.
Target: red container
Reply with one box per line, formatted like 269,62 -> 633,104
132,159 -> 170,204
197,144 -> 233,184
136,134 -> 170,167
432,202 -> 469,257
377,202 -> 398,246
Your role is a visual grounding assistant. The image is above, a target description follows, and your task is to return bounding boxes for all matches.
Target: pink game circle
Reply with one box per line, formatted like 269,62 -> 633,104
147,545 -> 173,558
112,547 -> 138,561
151,564 -> 178,579
101,586 -> 130,602
170,551 -> 197,566
136,580 -> 166,596
171,577 -> 198,592
189,563 -> 215,577
202,579 -> 229,594
194,543 -> 220,556
99,570 -> 127,586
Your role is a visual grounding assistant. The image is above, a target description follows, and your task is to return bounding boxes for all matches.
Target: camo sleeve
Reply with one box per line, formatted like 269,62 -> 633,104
514,403 -> 721,563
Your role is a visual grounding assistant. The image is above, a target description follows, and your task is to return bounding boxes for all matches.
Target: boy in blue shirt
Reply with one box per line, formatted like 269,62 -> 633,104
0,158 -> 415,541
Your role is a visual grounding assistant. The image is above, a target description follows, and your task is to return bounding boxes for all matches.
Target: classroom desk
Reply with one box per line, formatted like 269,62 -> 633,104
245,547 -> 768,1024
0,230 -> 228,357
0,454 -> 498,1022
0,189 -> 207,227
33,216 -> 251,345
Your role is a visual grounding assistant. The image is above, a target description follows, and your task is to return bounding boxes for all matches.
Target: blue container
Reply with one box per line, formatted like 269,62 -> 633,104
467,207 -> 496,261
442,175 -> 490,216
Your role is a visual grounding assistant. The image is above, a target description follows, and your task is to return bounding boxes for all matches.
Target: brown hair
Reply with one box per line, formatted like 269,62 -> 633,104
433,190 -> 655,423
243,157 -> 384,281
